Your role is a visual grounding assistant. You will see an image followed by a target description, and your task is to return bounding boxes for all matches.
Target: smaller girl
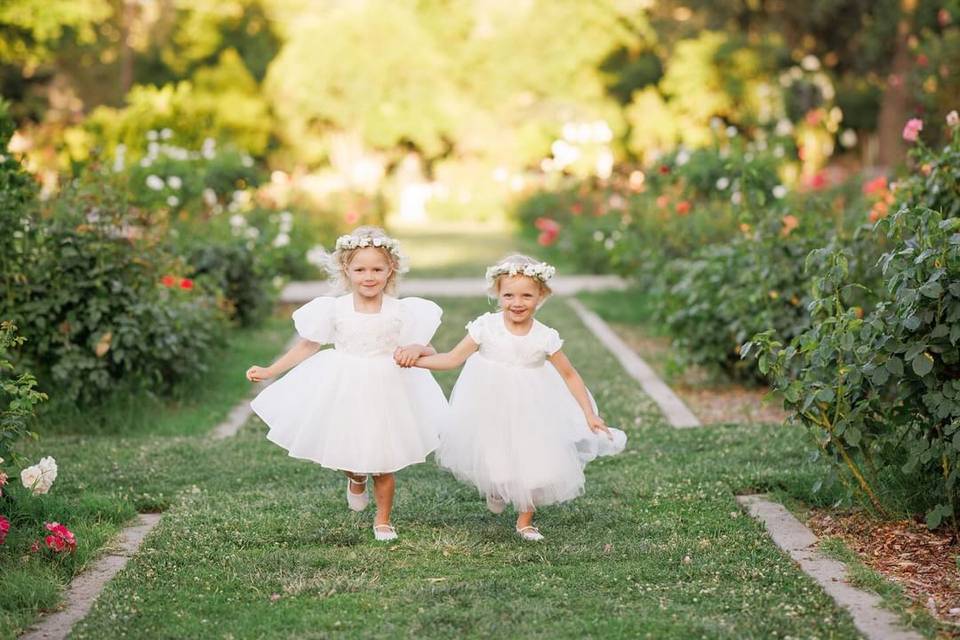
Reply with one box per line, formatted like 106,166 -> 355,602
246,227 -> 446,541
409,255 -> 626,541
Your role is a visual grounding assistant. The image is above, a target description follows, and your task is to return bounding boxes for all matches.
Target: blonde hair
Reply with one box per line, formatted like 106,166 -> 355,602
321,226 -> 409,294
486,254 -> 554,301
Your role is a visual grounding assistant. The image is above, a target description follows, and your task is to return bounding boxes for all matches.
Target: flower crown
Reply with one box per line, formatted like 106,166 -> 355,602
485,261 -> 556,287
335,234 -> 403,259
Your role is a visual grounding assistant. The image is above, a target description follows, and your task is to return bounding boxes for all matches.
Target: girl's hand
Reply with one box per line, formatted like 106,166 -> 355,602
246,365 -> 273,383
587,414 -> 612,438
393,344 -> 423,368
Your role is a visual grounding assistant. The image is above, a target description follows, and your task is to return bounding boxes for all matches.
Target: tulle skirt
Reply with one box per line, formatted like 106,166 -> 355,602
251,349 -> 444,474
436,354 -> 626,510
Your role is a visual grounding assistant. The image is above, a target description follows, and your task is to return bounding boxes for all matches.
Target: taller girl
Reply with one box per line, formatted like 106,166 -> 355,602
246,227 -> 445,541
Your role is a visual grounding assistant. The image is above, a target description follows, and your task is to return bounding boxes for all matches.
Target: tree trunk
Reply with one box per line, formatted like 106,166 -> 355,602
876,2 -> 915,168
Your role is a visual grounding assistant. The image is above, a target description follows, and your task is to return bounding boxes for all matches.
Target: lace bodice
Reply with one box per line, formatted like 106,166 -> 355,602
466,312 -> 564,368
292,294 -> 442,357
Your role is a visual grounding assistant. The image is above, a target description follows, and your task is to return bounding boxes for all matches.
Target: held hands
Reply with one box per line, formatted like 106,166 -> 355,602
245,365 -> 274,383
393,344 -> 424,368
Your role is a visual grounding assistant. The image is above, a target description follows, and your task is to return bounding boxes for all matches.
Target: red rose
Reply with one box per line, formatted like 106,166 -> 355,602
862,176 -> 887,196
161,275 -> 176,288
45,535 -> 65,551
0,515 -> 9,545
675,200 -> 691,215
179,278 -> 194,291
658,165 -> 670,175
570,202 -> 584,215
537,228 -> 559,246
534,217 -> 560,233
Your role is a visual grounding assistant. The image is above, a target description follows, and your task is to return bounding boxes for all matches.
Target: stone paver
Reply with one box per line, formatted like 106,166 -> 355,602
19,513 -> 162,640
737,495 -> 922,640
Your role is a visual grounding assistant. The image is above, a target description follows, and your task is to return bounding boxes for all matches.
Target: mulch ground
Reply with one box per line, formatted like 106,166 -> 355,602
808,510 -> 960,629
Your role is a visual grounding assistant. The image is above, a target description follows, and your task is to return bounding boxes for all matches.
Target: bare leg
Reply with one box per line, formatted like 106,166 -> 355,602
372,473 -> 395,526
516,510 -> 535,530
344,470 -> 366,495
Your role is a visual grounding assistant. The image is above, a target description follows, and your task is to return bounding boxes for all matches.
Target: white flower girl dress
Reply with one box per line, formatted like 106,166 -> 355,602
251,294 -> 446,474
437,311 -> 627,510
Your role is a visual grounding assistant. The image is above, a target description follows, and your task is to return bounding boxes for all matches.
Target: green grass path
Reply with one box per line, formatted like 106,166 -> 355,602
56,298 -> 861,639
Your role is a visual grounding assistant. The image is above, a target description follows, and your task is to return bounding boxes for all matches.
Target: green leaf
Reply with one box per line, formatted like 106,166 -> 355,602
885,357 -> 903,375
903,315 -> 921,331
871,367 -> 889,385
913,352 -> 935,377
845,426 -> 862,446
920,281 -> 944,298
926,503 -> 950,530
816,387 -> 835,402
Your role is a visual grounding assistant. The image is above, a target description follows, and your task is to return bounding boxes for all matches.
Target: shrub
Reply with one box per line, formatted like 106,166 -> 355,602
745,116 -> 960,528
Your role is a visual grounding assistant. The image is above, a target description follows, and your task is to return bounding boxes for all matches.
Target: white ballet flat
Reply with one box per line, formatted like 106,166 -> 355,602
516,525 -> 544,542
486,495 -> 506,514
346,477 -> 369,512
373,523 -> 398,542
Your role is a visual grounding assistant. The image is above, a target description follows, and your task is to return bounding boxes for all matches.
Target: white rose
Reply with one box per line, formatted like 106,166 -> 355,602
272,233 -> 290,248
145,175 -> 165,191
167,176 -> 182,190
948,110 -> 959,128
20,458 -> 54,495
37,456 -> 57,483
21,465 -> 41,491
166,195 -> 180,207
772,185 -> 788,199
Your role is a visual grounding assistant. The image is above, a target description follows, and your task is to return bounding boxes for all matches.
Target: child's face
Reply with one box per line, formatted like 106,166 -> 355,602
346,247 -> 392,297
497,275 -> 543,324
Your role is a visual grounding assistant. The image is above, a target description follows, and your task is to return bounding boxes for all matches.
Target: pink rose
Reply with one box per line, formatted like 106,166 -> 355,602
0,515 -> 9,545
902,118 -> 923,142
947,110 -> 959,128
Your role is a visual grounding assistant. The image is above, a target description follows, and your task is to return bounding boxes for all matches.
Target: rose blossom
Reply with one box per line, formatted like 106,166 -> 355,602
902,118 -> 923,142
20,456 -> 57,495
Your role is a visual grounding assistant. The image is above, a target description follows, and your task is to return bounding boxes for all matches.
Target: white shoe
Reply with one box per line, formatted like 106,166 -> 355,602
486,495 -> 506,514
373,524 -> 397,542
516,525 -> 544,542
346,477 -> 368,512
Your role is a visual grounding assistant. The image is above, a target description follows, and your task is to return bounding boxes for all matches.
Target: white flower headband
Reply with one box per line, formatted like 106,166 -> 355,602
485,261 -> 556,288
335,234 -> 403,260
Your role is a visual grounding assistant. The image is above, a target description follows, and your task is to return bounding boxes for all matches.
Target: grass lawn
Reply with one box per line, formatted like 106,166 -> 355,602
54,297 -> 869,639
0,316 -> 293,639
391,221 -> 551,279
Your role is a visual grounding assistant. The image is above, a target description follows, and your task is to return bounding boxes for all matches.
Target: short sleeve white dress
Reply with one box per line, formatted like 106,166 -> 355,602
251,294 -> 446,474
436,311 -> 627,510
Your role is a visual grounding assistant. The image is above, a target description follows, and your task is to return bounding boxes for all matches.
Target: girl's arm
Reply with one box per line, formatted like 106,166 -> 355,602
246,338 -> 322,382
413,335 -> 478,371
548,350 -> 611,435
